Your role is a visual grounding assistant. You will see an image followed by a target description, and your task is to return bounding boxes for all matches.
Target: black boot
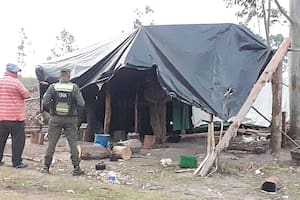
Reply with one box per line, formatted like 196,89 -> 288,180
72,166 -> 84,176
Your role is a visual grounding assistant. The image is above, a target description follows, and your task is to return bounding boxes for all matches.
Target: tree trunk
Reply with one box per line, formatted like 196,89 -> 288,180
77,144 -> 111,160
270,62 -> 282,158
281,112 -> 287,147
104,84 -> 111,134
289,0 -> 300,139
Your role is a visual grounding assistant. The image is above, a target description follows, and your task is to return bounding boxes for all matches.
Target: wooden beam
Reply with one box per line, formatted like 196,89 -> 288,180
134,87 -> 139,133
282,112 -> 287,147
104,83 -> 111,134
270,61 -> 282,157
197,38 -> 291,177
194,114 -> 214,175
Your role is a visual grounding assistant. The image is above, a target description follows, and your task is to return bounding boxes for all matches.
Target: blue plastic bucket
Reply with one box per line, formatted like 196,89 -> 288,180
94,134 -> 110,147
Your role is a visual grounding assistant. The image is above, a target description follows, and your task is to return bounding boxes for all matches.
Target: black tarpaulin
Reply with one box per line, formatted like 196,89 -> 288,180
36,23 -> 273,120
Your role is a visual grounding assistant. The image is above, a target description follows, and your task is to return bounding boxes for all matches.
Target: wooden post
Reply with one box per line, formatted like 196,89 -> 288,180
134,87 -> 139,133
282,112 -> 287,147
181,104 -> 189,135
270,61 -> 282,158
104,83 -> 111,134
194,114 -> 214,175
196,38 -> 291,177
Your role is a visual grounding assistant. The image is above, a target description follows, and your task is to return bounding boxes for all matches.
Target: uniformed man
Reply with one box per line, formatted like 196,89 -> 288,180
40,68 -> 85,176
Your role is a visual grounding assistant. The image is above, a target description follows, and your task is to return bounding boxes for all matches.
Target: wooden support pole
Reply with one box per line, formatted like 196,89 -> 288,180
282,112 -> 287,147
210,115 -> 215,152
134,87 -> 139,133
104,83 -> 111,134
197,38 -> 291,177
271,61 -> 282,158
194,114 -> 214,175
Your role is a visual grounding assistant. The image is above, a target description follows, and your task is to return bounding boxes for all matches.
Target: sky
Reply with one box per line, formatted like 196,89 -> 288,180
0,0 -> 289,77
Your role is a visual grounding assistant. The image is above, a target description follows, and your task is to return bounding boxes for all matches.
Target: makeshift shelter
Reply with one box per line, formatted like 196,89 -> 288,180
192,72 -> 290,128
36,23 -> 273,141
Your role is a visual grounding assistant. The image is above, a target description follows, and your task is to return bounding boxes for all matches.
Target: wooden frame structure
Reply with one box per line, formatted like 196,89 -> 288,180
195,38 -> 291,177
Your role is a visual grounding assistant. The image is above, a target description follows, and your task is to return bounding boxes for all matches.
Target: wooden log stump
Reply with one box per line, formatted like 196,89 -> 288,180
77,143 -> 111,160
228,136 -> 269,154
112,146 -> 132,160
117,139 -> 142,153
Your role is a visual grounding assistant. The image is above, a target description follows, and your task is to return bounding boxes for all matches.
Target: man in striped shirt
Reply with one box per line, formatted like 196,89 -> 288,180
0,63 -> 30,168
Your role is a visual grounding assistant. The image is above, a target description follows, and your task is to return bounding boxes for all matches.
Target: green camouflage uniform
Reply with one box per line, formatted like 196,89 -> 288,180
42,80 -> 85,168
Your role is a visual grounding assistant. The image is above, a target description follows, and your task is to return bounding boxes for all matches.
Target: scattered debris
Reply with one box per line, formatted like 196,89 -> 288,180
228,134 -> 269,154
255,169 -> 264,175
175,169 -> 194,173
160,158 -> 172,167
261,176 -> 282,193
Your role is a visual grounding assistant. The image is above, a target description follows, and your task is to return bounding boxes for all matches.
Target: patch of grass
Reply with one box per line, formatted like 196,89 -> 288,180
217,161 -> 242,175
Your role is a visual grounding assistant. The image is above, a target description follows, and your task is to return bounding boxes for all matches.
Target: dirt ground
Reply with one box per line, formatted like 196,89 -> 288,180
0,134 -> 300,200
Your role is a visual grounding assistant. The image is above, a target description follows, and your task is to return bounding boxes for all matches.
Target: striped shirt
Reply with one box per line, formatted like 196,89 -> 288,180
0,72 -> 29,121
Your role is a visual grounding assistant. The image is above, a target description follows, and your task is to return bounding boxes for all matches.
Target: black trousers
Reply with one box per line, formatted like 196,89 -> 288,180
0,121 -> 25,166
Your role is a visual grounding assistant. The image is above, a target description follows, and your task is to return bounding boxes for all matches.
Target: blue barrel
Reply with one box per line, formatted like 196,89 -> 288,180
94,134 -> 110,147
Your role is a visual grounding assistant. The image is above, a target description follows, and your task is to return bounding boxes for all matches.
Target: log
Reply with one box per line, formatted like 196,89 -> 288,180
112,146 -> 132,160
77,144 -> 111,160
227,136 -> 269,153
117,139 -> 142,153
197,38 -> 291,177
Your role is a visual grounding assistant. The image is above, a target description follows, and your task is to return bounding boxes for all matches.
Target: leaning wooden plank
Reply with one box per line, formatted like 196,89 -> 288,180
197,38 -> 291,177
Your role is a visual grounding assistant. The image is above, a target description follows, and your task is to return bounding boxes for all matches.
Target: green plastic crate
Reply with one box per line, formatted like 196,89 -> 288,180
179,155 -> 198,168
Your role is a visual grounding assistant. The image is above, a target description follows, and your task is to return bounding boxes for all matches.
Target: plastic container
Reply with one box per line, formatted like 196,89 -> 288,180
94,133 -> 110,147
179,155 -> 198,168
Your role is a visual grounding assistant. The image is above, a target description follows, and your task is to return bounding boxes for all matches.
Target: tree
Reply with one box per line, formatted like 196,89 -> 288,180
16,28 -> 33,68
47,29 -> 79,60
133,5 -> 155,29
224,0 -> 287,46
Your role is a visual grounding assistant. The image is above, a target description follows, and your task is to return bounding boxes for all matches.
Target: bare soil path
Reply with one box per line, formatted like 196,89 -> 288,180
1,136 -> 300,200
